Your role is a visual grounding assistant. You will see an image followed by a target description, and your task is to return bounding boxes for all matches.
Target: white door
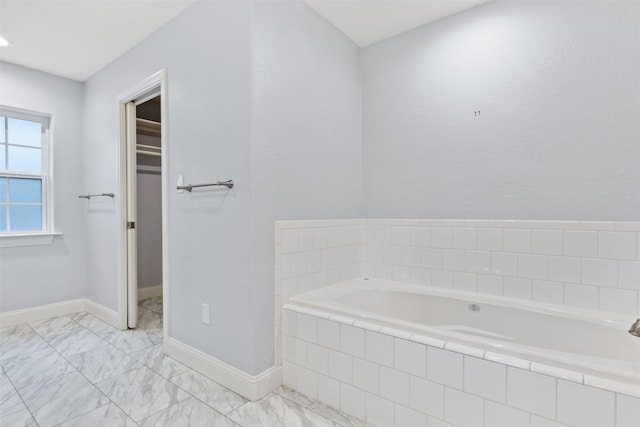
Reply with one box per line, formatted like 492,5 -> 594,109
125,101 -> 138,328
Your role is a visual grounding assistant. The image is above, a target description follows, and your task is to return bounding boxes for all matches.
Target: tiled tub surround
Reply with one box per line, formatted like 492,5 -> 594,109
282,304 -> 640,427
275,219 -> 640,427
360,219 -> 640,316
275,220 -> 362,363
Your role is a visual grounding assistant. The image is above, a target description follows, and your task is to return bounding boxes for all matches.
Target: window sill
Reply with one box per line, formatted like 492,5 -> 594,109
0,232 -> 62,248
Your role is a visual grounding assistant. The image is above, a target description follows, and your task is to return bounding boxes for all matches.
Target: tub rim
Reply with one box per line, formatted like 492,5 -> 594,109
285,277 -> 640,398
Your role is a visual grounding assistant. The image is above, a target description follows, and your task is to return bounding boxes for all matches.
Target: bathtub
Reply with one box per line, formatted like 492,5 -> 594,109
286,277 -> 640,394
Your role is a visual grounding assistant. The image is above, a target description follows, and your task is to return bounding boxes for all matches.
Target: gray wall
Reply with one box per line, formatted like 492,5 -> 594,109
83,1 -> 256,372
361,1 -> 640,220
0,62 -> 87,311
82,0 -> 361,375
250,0 -> 362,371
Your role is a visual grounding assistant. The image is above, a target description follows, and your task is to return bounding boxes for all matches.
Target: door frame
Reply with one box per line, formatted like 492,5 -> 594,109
116,70 -> 169,346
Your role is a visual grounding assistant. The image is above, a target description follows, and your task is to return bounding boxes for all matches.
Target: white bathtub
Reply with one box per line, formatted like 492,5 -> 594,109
287,277 -> 640,393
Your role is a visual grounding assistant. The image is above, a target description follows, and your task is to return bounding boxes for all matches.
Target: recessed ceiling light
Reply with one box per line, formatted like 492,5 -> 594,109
0,36 -> 9,47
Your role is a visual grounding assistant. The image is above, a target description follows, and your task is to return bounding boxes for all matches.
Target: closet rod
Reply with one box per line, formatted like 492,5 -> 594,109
137,149 -> 161,157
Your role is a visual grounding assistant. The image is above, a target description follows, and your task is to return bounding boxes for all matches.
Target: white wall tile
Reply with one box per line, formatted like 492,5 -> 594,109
619,261 -> 640,290
432,227 -> 453,248
466,251 -> 491,274
328,349 -> 352,383
616,394 -> 640,427
598,232 -> 636,260
564,283 -> 598,309
297,366 -> 318,400
366,393 -> 395,427
531,416 -> 570,427
317,375 -> 340,409
444,388 -> 484,427
340,324 -> 365,358
518,254 -> 548,280
427,347 -> 462,389
477,228 -> 503,251
394,338 -> 426,377
431,270 -> 453,288
393,226 -> 412,246
412,227 -> 432,247
453,228 -> 477,250
297,313 -> 317,343
443,249 -> 466,271
366,330 -> 394,368
504,277 -> 532,299
485,401 -> 531,427
599,288 -> 638,315
532,229 -> 563,255
428,416 -> 456,427
283,310 -> 297,337
478,274 -> 504,296
557,380 -> 615,427
299,228 -> 315,252
317,318 -> 340,350
402,246 -> 422,267
340,383 -> 366,420
463,356 -> 506,403
453,272 -> 477,292
282,229 -> 299,254
393,265 -> 412,282
422,248 -> 443,269
380,366 -> 411,406
491,252 -> 518,276
564,231 -> 597,258
507,368 -> 556,419
353,357 -> 379,394
548,257 -> 581,283
532,280 -> 564,305
504,229 -> 531,253
410,376 -> 444,418
384,245 -> 402,265
307,343 -> 329,375
412,268 -> 432,285
314,228 -> 328,249
582,258 -> 617,287
395,404 -> 427,427
282,360 -> 297,389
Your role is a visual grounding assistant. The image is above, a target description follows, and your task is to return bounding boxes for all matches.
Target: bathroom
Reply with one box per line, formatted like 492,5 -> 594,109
0,0 -> 638,426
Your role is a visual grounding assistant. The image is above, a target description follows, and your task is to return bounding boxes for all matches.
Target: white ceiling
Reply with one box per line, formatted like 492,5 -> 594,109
0,0 -> 196,81
0,0 -> 489,82
304,0 -> 490,47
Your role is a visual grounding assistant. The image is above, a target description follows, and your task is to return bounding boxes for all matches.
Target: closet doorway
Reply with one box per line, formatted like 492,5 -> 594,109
131,96 -> 163,329
118,71 -> 168,339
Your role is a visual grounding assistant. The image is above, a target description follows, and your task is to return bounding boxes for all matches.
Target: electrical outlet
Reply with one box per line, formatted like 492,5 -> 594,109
201,303 -> 210,325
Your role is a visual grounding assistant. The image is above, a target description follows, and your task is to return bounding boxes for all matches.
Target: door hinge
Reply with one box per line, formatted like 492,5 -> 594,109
127,221 -> 136,229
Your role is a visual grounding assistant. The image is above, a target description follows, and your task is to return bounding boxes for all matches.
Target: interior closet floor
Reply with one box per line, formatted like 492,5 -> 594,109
0,298 -> 368,427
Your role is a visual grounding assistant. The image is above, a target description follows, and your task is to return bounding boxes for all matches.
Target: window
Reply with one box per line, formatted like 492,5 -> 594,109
0,107 -> 51,234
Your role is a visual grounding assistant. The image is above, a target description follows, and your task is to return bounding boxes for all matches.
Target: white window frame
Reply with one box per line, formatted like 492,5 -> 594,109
0,105 -> 57,247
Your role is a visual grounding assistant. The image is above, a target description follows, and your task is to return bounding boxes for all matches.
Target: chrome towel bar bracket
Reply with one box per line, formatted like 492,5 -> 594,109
177,180 -> 234,192
78,193 -> 115,199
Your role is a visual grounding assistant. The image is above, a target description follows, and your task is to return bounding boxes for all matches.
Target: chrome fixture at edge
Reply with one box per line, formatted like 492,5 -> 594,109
629,319 -> 640,337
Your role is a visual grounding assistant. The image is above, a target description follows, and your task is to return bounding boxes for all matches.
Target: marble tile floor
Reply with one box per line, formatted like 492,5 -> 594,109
0,297 -> 370,427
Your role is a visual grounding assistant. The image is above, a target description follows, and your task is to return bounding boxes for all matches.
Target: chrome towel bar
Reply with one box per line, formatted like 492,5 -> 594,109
177,180 -> 234,192
78,193 -> 114,199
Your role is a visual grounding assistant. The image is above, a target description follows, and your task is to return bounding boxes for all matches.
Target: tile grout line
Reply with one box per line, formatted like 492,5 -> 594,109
2,356 -> 41,427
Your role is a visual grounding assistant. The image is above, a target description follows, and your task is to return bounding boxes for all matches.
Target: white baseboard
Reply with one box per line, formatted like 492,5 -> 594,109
165,337 -> 281,401
84,299 -> 123,330
0,298 -> 123,329
138,285 -> 162,300
0,299 -> 86,327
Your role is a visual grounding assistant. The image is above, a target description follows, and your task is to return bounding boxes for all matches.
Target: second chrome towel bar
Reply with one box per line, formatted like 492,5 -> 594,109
177,180 -> 234,192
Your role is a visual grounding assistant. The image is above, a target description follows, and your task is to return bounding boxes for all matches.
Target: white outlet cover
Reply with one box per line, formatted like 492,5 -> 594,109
177,174 -> 185,193
201,303 -> 210,325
